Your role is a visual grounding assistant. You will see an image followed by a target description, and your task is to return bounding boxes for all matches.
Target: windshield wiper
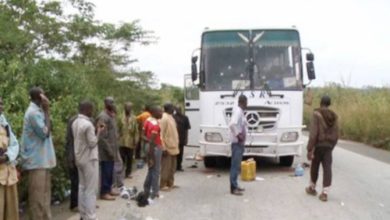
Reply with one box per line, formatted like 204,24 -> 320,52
259,82 -> 284,98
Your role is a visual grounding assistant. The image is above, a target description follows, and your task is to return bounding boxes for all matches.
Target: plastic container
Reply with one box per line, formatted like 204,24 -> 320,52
295,164 -> 304,176
241,158 -> 256,181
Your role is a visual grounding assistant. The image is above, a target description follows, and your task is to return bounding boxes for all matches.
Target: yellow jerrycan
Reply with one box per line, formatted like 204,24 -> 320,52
241,158 -> 256,181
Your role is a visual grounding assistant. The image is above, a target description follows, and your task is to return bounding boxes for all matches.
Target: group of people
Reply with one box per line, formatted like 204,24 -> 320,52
0,86 -> 339,220
0,86 -> 191,220
228,94 -> 339,202
0,87 -> 55,220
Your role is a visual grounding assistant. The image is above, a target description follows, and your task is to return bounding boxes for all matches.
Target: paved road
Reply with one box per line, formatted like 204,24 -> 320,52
53,137 -> 390,220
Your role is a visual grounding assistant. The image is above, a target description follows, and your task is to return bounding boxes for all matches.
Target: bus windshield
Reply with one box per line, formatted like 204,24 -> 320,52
201,30 -> 302,91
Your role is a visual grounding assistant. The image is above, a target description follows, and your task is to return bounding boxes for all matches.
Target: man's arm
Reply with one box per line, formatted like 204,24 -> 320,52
307,112 -> 319,155
185,116 -> 191,130
149,132 -> 158,149
41,94 -> 51,136
229,108 -> 242,141
86,122 -> 99,149
131,118 -> 140,146
159,117 -> 168,150
29,112 -> 50,140
0,125 -> 19,164
97,116 -> 115,158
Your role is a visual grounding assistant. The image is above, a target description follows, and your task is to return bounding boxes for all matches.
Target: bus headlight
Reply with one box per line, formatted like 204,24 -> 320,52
205,132 -> 223,143
280,132 -> 299,142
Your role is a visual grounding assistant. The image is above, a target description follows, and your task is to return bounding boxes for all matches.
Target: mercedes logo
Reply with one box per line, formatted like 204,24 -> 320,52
245,111 -> 260,128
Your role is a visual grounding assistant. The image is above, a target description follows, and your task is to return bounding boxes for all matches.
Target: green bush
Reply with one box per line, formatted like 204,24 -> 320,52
304,84 -> 390,150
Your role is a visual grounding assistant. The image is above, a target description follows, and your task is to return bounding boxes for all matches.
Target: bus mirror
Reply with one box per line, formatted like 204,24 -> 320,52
306,62 -> 316,80
191,56 -> 198,81
306,53 -> 314,61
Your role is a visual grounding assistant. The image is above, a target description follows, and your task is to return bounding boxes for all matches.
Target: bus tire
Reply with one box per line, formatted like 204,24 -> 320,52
204,157 -> 216,168
279,156 -> 294,167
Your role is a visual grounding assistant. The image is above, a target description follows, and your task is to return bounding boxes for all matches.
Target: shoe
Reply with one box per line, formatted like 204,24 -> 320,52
319,192 -> 328,202
151,193 -> 160,199
100,194 -> 116,201
237,187 -> 245,192
160,186 -> 170,192
110,189 -> 120,196
170,185 -> 180,189
126,175 -> 133,179
231,189 -> 243,196
176,168 -> 184,172
305,187 -> 317,196
70,207 -> 79,212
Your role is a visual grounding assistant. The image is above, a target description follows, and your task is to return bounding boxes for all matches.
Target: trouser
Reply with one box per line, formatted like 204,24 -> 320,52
77,160 -> 99,220
0,183 -> 19,220
113,152 -> 124,188
176,143 -> 185,170
100,161 -> 114,195
120,147 -> 134,177
144,148 -> 162,198
160,154 -> 177,188
310,147 -> 334,188
28,169 -> 52,220
230,142 -> 244,191
135,141 -> 141,159
68,165 -> 79,210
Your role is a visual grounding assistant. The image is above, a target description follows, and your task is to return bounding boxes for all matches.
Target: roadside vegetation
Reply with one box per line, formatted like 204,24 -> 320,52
0,0 -> 182,203
304,83 -> 390,151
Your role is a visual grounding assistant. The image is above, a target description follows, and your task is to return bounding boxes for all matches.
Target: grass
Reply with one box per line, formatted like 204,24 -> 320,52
304,83 -> 390,151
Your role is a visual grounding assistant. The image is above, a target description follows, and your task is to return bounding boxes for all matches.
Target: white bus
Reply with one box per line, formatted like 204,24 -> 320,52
185,28 -> 316,167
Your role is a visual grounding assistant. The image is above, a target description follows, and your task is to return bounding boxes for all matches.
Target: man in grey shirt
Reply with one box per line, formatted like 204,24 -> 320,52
97,97 -> 119,200
72,101 -> 103,220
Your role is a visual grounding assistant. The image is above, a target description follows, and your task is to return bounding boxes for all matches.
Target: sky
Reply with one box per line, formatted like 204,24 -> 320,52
90,0 -> 390,88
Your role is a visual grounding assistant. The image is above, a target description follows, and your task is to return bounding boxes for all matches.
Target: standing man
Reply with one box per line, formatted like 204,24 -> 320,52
173,106 -> 191,171
229,94 -> 247,196
305,95 -> 339,202
72,100 -> 102,220
0,97 -> 20,220
20,87 -> 56,219
136,105 -> 151,160
97,97 -> 119,200
118,102 -> 139,179
160,103 -> 179,191
65,114 -> 78,212
143,106 -> 163,199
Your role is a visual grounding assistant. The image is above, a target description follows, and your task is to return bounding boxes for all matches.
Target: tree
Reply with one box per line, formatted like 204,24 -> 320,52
0,0 -> 161,201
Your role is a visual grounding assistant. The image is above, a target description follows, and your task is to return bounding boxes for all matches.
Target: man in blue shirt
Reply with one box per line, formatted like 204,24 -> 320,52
0,97 -> 20,220
20,87 -> 56,220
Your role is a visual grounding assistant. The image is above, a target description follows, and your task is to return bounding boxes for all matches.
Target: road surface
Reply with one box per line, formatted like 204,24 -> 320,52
52,136 -> 390,220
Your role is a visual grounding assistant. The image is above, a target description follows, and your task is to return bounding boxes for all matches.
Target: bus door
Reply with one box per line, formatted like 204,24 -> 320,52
184,74 -> 200,147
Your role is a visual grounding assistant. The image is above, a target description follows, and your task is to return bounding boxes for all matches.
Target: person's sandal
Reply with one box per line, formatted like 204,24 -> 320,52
319,192 -> 328,202
231,189 -> 243,196
305,187 -> 317,196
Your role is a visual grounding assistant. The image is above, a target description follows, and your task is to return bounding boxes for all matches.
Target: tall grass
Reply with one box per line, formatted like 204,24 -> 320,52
304,83 -> 390,151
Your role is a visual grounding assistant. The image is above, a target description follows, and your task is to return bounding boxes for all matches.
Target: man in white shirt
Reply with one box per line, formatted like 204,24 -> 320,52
72,101 -> 103,220
229,94 -> 248,196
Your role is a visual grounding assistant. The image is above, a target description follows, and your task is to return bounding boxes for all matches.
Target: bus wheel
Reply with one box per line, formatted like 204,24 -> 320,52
279,156 -> 294,167
204,157 -> 216,168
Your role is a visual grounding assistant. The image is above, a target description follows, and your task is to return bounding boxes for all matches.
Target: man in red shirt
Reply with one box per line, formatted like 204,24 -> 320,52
143,106 -> 163,199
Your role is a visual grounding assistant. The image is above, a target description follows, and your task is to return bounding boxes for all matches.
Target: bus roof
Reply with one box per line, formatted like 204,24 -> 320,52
202,27 -> 299,34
